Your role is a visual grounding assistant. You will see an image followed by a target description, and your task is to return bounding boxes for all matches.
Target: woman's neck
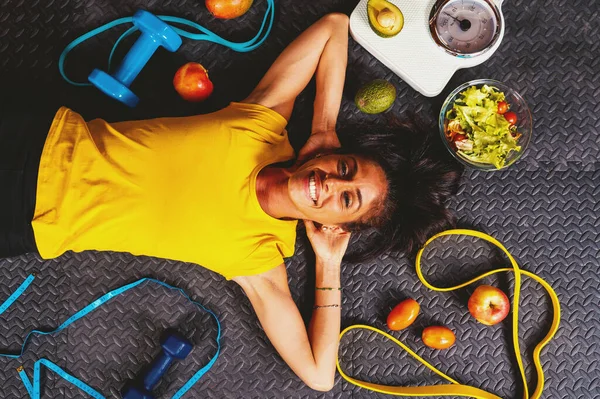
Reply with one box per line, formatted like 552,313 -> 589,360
256,166 -> 300,220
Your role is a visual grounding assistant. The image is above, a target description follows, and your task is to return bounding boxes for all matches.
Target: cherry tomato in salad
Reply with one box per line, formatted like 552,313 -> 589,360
453,133 -> 467,142
497,101 -> 508,114
387,299 -> 420,331
422,326 -> 455,350
504,111 -> 517,125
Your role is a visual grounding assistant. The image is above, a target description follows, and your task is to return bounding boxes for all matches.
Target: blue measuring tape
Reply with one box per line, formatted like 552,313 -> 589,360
0,273 -> 35,315
59,0 -> 275,87
0,274 -> 221,399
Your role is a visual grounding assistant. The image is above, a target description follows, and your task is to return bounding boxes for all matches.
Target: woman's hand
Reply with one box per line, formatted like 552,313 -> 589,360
304,220 -> 351,265
297,131 -> 341,163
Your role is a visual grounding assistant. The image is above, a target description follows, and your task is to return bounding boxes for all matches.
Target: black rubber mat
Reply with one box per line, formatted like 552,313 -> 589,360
1,0 -> 599,398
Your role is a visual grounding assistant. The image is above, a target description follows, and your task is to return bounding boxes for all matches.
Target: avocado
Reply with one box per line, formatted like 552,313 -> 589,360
355,79 -> 397,114
367,0 -> 404,38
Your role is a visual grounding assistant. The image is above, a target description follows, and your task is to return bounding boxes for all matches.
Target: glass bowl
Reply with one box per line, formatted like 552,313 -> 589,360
439,79 -> 532,171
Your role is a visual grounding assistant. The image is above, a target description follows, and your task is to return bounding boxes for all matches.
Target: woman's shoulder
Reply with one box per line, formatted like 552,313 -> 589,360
225,101 -> 289,142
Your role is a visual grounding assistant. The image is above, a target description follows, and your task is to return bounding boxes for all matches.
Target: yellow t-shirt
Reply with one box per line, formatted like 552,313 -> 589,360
32,102 -> 297,279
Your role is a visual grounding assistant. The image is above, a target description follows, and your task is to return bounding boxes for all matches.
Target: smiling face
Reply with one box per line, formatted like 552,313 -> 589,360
288,154 -> 388,226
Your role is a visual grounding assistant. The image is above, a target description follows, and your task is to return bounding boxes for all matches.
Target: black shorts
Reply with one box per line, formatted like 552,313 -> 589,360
0,105 -> 55,258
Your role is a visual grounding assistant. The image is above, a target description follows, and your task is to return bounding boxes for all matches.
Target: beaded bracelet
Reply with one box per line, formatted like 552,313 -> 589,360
313,304 -> 341,309
315,287 -> 342,291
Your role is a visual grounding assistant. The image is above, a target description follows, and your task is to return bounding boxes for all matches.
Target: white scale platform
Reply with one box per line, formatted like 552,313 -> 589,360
349,0 -> 505,97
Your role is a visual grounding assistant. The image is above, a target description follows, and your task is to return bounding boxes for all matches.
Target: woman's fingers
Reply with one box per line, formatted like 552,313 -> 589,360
323,225 -> 345,234
304,220 -> 348,236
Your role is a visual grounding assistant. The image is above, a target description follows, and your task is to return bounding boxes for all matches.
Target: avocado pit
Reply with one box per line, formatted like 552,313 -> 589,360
376,8 -> 396,29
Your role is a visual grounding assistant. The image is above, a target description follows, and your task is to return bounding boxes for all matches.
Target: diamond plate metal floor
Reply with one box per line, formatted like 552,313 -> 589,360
0,0 -> 599,398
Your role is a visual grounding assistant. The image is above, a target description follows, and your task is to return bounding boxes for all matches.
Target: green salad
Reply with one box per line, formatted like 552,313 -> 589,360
445,85 -> 521,169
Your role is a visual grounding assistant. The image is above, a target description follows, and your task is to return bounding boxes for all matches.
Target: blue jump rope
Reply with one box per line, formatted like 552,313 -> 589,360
3,2 -> 275,397
59,0 -> 275,107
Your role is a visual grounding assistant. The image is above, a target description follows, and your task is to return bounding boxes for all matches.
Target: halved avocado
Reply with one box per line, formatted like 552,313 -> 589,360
367,0 -> 404,38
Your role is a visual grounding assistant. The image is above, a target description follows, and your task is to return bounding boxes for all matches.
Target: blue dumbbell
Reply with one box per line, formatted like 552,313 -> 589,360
89,10 -> 182,107
122,332 -> 193,399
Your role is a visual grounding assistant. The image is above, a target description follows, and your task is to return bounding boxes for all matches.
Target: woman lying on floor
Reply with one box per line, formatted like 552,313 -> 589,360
0,13 -> 462,390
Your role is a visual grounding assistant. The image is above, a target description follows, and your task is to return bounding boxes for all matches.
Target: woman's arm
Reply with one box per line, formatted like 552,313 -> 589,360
233,222 -> 350,391
234,261 -> 341,391
243,13 -> 349,159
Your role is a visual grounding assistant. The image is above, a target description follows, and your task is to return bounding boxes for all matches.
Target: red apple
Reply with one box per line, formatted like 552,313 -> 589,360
173,62 -> 214,102
468,285 -> 510,326
206,0 -> 253,19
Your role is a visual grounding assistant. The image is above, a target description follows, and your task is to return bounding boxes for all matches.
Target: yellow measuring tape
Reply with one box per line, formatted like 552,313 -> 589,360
336,229 -> 561,398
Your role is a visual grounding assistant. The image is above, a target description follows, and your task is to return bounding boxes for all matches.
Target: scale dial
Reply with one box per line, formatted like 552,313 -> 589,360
430,0 -> 502,57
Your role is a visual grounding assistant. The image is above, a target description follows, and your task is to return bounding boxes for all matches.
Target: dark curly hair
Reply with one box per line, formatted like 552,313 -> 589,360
337,117 -> 464,260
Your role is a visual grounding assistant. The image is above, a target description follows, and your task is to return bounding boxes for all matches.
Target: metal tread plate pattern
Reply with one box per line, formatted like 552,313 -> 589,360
0,0 -> 598,398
